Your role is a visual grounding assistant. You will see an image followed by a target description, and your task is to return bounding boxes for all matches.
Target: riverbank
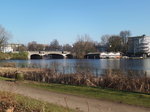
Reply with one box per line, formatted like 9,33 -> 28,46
1,76 -> 150,108
0,52 -> 28,60
0,90 -> 74,112
0,79 -> 150,112
24,80 -> 150,108
0,67 -> 150,93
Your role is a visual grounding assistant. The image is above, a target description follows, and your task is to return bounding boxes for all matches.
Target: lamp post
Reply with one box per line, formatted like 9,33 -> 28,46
109,44 -> 112,52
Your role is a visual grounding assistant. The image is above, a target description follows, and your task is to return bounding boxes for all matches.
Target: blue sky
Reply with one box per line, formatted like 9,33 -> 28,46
0,0 -> 150,45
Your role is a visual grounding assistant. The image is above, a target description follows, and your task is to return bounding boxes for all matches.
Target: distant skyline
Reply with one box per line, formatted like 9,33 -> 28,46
0,0 -> 150,45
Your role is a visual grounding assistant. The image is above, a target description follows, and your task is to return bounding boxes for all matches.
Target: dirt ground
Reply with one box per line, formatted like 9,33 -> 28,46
0,80 -> 150,112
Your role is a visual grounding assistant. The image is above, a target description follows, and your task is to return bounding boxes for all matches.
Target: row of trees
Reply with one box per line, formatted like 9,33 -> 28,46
16,35 -> 97,58
0,25 -> 131,58
27,40 -> 73,51
26,31 -> 131,58
27,35 -> 97,58
101,30 -> 131,54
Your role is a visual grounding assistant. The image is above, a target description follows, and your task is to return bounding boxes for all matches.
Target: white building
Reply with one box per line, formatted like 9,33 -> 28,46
1,44 -> 13,53
128,35 -> 150,56
100,52 -> 121,59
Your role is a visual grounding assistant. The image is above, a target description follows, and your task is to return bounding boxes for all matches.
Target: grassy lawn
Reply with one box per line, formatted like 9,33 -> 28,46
0,76 -> 15,81
0,76 -> 150,108
24,81 -> 150,108
0,91 -> 74,112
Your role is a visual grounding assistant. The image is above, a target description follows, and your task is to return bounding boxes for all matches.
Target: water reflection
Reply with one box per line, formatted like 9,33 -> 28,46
1,59 -> 150,77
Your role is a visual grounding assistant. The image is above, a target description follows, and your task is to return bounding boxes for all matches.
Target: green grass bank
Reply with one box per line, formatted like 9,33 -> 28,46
0,76 -> 150,108
24,81 -> 150,108
0,52 -> 28,60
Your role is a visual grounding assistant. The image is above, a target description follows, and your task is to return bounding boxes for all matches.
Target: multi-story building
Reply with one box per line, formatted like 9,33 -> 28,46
128,35 -> 150,56
1,44 -> 13,53
1,43 -> 23,53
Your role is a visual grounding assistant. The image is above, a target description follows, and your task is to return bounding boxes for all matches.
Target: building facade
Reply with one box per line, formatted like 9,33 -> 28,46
0,43 -> 23,53
100,52 -> 121,59
1,44 -> 13,53
128,35 -> 150,56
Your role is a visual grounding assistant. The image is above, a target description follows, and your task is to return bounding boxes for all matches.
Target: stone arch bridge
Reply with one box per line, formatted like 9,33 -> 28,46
28,51 -> 73,59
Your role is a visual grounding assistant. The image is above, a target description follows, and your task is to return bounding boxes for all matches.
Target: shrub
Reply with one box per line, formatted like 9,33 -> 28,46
15,71 -> 24,81
11,52 -> 28,60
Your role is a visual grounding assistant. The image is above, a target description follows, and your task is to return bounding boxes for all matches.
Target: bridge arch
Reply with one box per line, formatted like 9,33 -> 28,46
48,54 -> 64,59
28,51 -> 73,59
66,54 -> 73,59
31,54 -> 42,59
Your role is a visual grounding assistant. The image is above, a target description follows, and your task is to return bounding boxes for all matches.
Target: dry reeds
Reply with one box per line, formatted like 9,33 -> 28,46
0,67 -> 150,93
0,62 -> 16,68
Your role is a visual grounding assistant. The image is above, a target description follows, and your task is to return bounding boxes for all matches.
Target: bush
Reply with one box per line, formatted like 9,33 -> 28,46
0,52 -> 11,60
15,71 -> 24,81
11,52 -> 28,60
0,52 -> 28,60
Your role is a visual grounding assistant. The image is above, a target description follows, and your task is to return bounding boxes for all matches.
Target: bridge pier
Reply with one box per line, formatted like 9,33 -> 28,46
28,54 -> 30,59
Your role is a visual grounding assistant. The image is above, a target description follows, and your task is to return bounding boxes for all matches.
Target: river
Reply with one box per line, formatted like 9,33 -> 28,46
1,59 -> 150,77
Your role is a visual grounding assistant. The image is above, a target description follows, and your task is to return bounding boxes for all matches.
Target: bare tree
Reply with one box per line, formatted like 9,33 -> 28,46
120,30 -> 131,54
36,44 -> 45,51
120,30 -> 131,44
100,35 -> 110,45
17,44 -> 27,51
0,25 -> 11,48
108,35 -> 122,52
73,35 -> 96,58
62,44 -> 73,52
28,41 -> 37,51
49,39 -> 62,51
27,41 -> 45,51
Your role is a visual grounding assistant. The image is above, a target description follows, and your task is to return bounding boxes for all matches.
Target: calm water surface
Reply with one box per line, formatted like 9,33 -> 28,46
1,59 -> 150,77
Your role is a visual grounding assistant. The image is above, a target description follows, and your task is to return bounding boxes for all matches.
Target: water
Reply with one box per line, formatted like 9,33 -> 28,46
1,59 -> 150,77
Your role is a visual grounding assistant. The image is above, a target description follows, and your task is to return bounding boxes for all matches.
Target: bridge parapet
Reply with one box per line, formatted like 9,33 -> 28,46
28,51 -> 72,59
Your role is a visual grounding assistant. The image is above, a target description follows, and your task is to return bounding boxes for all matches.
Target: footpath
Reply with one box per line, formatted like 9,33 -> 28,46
0,80 -> 150,112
